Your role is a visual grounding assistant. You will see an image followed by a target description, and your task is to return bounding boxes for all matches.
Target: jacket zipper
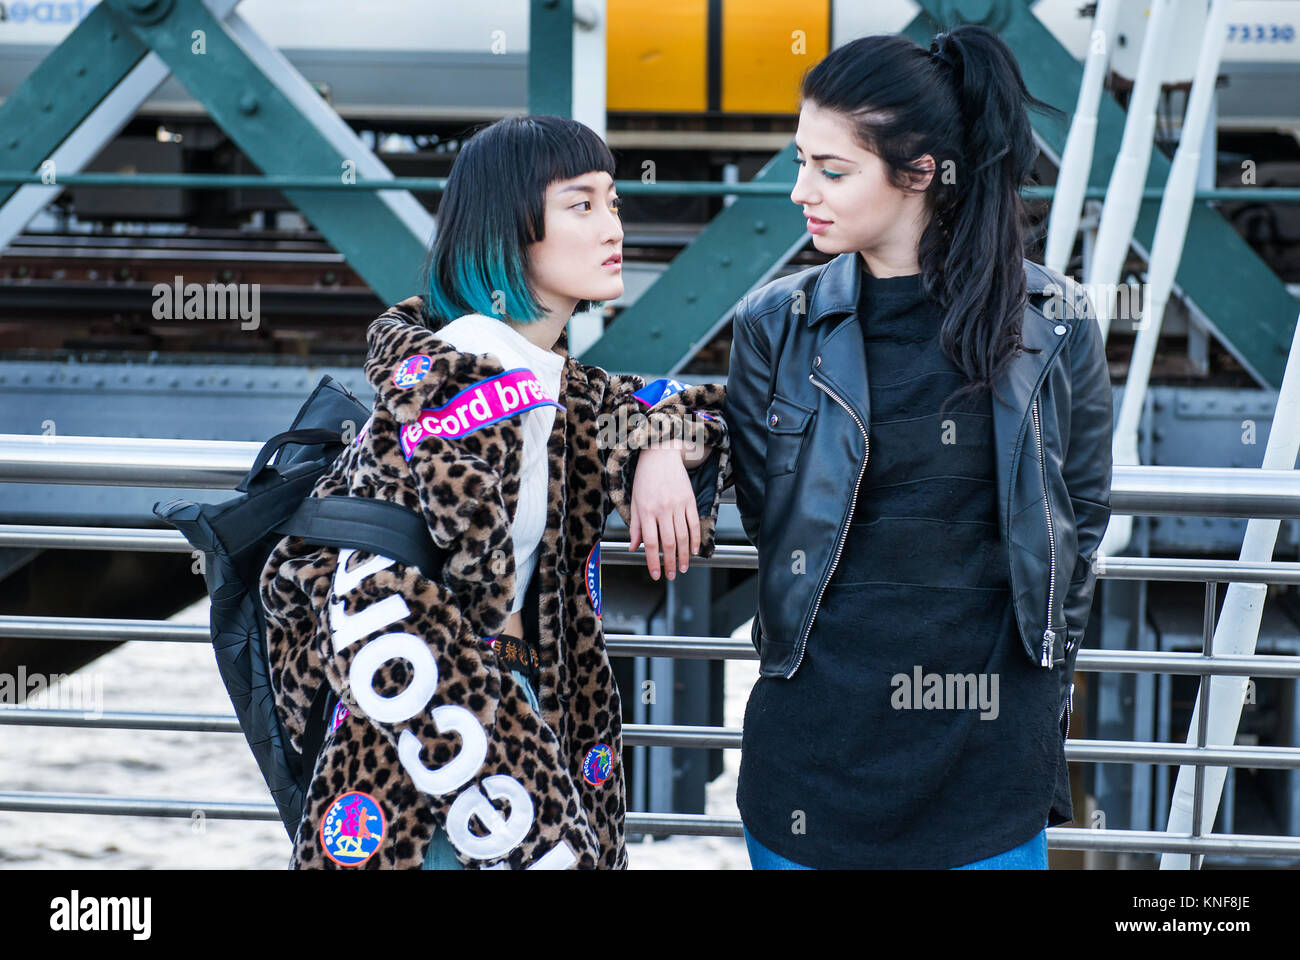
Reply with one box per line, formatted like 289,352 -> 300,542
788,371 -> 868,679
1032,394 -> 1057,668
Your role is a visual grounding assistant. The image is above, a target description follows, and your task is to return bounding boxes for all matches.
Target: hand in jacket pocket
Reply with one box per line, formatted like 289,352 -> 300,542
628,446 -> 700,581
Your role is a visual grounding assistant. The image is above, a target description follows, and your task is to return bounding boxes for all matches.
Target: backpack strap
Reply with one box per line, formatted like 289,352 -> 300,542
238,428 -> 344,492
297,683 -> 338,796
275,495 -> 447,584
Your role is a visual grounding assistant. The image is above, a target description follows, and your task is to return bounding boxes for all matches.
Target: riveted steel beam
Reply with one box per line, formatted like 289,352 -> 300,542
94,0 -> 431,304
530,0 -> 574,118
0,2 -> 160,212
1,0 -> 433,305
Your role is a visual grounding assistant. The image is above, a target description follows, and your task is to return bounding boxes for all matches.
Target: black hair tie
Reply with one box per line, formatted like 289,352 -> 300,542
930,34 -> 958,71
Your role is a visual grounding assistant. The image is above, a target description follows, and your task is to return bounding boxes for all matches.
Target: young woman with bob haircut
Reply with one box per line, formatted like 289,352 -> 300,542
262,115 -> 732,870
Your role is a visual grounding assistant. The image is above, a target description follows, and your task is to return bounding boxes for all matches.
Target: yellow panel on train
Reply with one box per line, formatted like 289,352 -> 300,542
607,0 -> 708,113
722,0 -> 830,114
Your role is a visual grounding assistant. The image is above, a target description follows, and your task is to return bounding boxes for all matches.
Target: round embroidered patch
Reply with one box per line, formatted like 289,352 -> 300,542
583,744 -> 614,787
585,541 -> 601,618
392,354 -> 432,389
319,790 -> 385,866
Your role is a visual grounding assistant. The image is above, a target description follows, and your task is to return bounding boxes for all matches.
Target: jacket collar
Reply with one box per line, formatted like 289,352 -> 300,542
796,252 -> 1073,575
800,251 -> 1073,503
365,296 -> 579,425
804,251 -> 1059,327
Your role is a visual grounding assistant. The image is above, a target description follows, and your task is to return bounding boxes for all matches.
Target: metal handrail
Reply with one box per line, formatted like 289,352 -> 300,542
5,435 -> 1300,518
0,790 -> 1293,856
4,706 -> 1300,770
2,444 -> 1299,864
7,616 -> 1300,677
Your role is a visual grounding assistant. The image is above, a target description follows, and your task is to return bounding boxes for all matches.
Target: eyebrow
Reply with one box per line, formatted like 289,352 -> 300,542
794,141 -> 853,163
557,181 -> 618,196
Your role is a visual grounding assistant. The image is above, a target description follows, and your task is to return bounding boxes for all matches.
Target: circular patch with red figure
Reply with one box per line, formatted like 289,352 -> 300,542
583,744 -> 614,787
392,354 -> 432,389
319,790 -> 386,866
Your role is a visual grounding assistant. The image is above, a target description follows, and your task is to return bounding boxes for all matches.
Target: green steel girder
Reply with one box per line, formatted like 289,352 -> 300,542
588,0 -> 1298,388
530,0 -> 573,118
0,2 -> 153,211
1,0 -> 430,305
101,0 -> 427,304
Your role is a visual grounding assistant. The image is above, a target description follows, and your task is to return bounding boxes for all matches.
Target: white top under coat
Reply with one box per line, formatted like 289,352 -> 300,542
435,312 -> 566,617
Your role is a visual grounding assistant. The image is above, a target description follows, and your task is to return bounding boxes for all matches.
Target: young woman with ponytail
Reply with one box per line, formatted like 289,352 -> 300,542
725,26 -> 1113,869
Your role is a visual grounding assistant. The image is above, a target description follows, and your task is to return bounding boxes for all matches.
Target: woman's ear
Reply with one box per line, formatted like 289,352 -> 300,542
908,155 -> 937,192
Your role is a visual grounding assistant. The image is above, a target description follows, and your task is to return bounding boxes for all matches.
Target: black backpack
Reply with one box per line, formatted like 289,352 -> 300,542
153,375 -> 446,841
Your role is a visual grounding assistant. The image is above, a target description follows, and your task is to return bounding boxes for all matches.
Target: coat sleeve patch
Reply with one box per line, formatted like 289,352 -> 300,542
632,377 -> 687,408
399,367 -> 564,460
393,353 -> 433,389
585,541 -> 601,618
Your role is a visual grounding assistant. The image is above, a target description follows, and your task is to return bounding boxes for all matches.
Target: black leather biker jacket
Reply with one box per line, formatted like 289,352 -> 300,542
723,251 -> 1113,738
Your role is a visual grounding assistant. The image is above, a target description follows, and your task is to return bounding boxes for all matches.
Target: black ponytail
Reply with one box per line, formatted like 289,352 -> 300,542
800,25 -> 1065,420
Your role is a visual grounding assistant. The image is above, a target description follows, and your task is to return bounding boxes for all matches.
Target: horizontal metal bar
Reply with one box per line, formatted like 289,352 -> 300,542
0,616 -> 209,643
1044,828 -> 1300,858
0,708 -> 241,732
1114,465 -> 1300,519
1076,648 -> 1300,678
1062,738 -> 1300,769
0,435 -> 261,488
3,617 -> 1298,681
630,724 -> 741,749
4,708 -> 1298,768
625,732 -> 1300,767
606,635 -> 758,659
601,542 -> 758,569
0,792 -> 281,820
1097,555 -> 1300,584
0,171 -> 1295,203
0,525 -> 196,553
5,524 -> 1300,590
0,792 -> 1292,857
628,812 -> 745,838
3,440 -> 1297,520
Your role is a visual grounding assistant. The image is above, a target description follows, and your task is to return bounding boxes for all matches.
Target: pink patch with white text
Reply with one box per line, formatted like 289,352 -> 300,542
398,367 -> 563,460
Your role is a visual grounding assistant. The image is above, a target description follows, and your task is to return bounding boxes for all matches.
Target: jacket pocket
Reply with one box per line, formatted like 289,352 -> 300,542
764,393 -> 815,477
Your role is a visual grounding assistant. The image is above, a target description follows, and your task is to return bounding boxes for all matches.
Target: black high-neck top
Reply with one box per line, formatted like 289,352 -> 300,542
735,264 -> 1067,868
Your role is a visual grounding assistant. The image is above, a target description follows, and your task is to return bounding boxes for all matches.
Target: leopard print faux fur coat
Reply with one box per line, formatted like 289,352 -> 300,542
260,295 -> 731,869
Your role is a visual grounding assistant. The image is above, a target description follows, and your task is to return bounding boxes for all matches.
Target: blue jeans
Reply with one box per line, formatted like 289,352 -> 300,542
743,823 -> 1050,870
422,668 -> 541,870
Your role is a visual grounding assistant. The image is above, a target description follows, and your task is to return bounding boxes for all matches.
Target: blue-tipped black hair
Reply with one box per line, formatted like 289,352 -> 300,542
421,115 -> 617,327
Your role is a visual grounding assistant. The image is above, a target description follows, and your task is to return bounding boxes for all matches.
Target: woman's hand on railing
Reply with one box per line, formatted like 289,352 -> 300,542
629,445 -> 700,581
